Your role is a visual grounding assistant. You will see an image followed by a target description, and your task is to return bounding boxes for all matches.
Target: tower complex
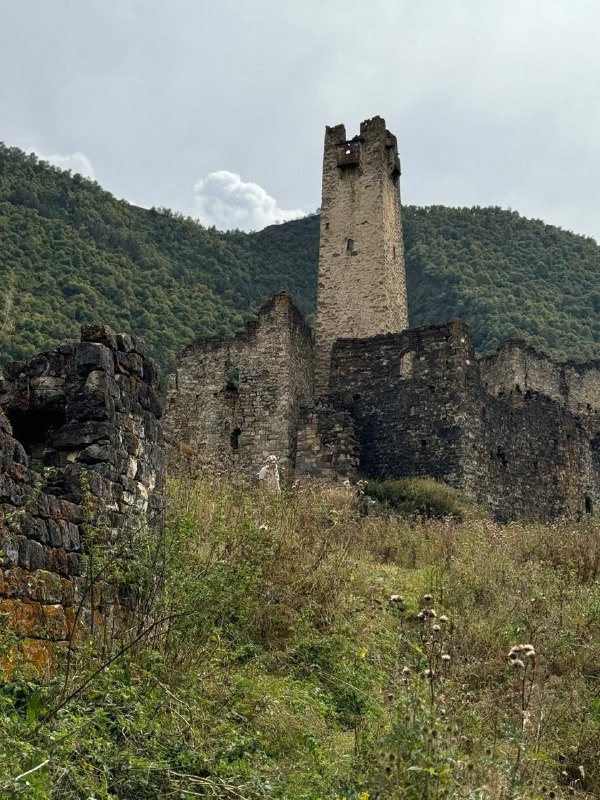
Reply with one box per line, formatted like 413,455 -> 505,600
163,116 -> 600,523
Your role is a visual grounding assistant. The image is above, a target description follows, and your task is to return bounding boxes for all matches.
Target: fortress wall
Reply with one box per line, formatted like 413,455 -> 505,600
328,320 -> 477,485
473,391 -> 597,522
480,340 -> 600,416
295,397 -> 360,480
564,363 -> 600,416
0,325 -> 164,671
313,325 -> 600,522
164,293 -> 314,477
479,342 -> 564,404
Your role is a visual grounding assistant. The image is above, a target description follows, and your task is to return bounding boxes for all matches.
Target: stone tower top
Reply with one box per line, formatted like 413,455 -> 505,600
314,116 -> 409,393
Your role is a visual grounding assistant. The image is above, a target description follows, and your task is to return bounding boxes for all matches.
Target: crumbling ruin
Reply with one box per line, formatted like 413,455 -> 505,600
165,116 -> 600,522
0,324 -> 164,669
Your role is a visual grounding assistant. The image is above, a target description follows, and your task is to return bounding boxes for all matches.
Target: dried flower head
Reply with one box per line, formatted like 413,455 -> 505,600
432,624 -> 441,633
441,653 -> 451,662
423,593 -> 433,603
439,614 -> 449,623
402,665 -> 411,675
511,658 -> 525,669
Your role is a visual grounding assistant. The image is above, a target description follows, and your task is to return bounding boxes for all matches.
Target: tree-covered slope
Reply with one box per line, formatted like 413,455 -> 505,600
1,143 -> 598,373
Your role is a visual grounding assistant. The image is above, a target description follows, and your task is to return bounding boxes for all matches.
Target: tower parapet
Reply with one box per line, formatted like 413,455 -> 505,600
314,116 -> 409,392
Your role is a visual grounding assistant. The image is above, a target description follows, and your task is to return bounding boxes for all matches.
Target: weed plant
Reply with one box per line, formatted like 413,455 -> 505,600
1,477 -> 599,798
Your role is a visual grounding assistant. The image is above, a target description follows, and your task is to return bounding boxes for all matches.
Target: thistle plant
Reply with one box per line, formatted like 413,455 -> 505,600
507,642 -> 537,786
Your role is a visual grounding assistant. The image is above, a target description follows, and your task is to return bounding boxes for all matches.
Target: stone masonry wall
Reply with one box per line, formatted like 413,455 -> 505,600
164,293 -> 314,478
0,325 -> 164,671
310,322 -> 599,522
480,340 -> 600,417
295,397 -> 360,481
327,320 -> 477,486
314,116 -> 409,393
474,391 -> 597,522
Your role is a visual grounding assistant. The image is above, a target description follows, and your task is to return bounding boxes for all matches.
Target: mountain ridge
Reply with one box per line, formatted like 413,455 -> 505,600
1,143 -> 598,373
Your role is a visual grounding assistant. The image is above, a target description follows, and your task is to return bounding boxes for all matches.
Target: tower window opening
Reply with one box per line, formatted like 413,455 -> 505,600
585,496 -> 593,514
346,238 -> 354,253
230,428 -> 241,451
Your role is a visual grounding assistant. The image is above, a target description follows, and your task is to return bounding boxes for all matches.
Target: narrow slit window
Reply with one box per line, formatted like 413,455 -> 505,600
230,428 -> 241,451
346,238 -> 354,253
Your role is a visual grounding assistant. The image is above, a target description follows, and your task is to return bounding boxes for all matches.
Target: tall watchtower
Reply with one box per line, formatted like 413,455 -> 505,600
314,116 -> 409,392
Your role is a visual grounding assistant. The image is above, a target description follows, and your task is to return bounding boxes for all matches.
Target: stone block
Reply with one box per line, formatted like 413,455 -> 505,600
115,351 -> 144,377
76,443 -> 117,465
74,342 -> 114,376
51,421 -> 115,449
80,324 -> 118,351
62,522 -> 81,551
116,332 -> 135,353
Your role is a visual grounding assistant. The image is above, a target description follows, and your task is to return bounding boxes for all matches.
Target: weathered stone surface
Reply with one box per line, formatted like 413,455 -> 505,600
314,117 -> 408,393
310,320 -> 600,522
164,293 -> 314,476
80,324 -> 118,351
0,325 -> 164,670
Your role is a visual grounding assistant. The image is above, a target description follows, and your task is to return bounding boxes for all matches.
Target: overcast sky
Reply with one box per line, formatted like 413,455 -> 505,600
1,0 -> 599,240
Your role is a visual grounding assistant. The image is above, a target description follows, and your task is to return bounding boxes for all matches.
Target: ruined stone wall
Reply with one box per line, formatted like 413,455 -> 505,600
480,341 -> 600,418
164,293 -> 314,478
0,325 -> 164,671
295,398 -> 359,481
305,323 -> 599,522
473,391 -> 597,522
475,340 -> 600,520
314,116 -> 409,393
327,320 -> 476,485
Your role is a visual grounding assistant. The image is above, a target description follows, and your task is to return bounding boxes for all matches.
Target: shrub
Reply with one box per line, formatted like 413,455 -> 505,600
363,477 -> 472,521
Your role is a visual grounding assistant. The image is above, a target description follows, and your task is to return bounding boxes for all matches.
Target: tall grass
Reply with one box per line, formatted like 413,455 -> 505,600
1,476 -> 599,798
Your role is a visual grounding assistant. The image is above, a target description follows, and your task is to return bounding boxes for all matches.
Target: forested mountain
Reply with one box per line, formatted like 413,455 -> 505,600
1,143 -> 598,374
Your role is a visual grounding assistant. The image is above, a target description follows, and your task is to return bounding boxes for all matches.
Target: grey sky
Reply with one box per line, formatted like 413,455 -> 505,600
1,0 -> 599,240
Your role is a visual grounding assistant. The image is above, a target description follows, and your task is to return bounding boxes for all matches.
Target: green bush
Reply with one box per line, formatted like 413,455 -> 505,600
363,477 -> 472,521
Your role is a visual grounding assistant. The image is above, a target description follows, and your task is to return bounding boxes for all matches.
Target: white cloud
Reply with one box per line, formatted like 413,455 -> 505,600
34,150 -> 95,180
193,170 -> 305,232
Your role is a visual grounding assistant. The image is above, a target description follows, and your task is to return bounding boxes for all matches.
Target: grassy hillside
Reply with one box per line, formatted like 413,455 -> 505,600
2,477 -> 599,798
1,144 -> 599,374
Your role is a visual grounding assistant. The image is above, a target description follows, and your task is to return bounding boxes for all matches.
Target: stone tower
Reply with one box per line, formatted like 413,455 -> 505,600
314,116 -> 409,392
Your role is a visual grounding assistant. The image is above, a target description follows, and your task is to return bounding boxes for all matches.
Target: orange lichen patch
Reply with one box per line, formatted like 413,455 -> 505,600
0,568 -> 65,604
65,606 -> 87,642
0,598 -> 68,641
19,637 -> 55,676
0,567 -> 33,598
42,604 -> 69,640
